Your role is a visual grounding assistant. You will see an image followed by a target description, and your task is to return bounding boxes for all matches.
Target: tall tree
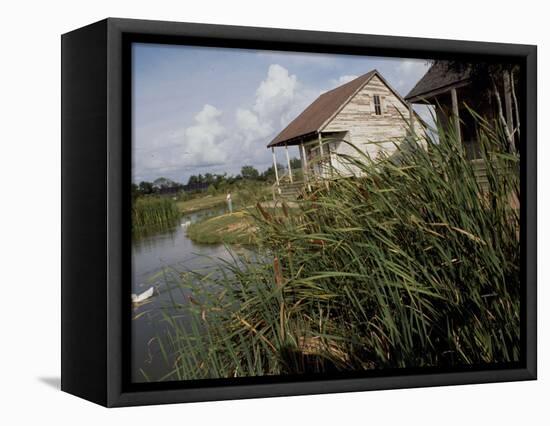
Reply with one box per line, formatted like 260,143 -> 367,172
241,165 -> 260,180
289,157 -> 301,170
138,181 -> 154,195
262,163 -> 284,181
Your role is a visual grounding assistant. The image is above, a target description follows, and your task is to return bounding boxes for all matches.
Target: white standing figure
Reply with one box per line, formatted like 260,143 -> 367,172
226,192 -> 233,213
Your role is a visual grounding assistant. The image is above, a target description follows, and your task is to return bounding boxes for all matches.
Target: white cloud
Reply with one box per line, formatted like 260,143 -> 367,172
135,63 -> 308,182
183,104 -> 226,166
236,65 -> 307,146
330,74 -> 359,87
133,104 -> 227,181
223,64 -> 317,169
399,59 -> 427,73
235,107 -> 272,143
252,64 -> 298,124
316,74 -> 361,96
395,59 -> 432,91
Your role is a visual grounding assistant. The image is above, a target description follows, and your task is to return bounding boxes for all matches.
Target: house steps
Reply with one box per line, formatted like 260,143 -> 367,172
277,181 -> 305,199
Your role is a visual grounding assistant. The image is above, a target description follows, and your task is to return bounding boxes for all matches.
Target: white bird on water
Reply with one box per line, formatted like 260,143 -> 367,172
131,286 -> 155,304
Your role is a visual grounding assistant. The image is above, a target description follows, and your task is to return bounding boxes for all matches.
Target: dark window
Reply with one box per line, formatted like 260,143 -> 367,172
373,95 -> 382,115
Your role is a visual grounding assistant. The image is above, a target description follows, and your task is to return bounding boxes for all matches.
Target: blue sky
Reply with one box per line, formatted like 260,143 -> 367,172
132,43 -> 433,183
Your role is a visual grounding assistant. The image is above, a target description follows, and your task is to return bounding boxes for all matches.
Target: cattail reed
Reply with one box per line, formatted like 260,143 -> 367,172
149,112 -> 520,382
132,196 -> 180,229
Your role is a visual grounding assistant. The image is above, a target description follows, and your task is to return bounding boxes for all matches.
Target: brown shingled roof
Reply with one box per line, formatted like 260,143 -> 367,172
267,70 -> 377,147
405,62 -> 471,102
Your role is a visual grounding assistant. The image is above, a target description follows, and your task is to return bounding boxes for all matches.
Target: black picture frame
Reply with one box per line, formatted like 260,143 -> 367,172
61,17 -> 537,407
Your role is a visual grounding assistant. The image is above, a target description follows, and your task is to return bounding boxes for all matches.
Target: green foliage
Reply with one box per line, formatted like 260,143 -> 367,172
289,157 -> 302,170
153,177 -> 176,189
149,114 -> 520,381
176,191 -> 191,202
206,185 -> 217,196
241,165 -> 260,180
132,196 -> 180,230
262,163 -> 285,182
134,158 -> 302,203
187,172 -> 229,187
138,181 -> 154,195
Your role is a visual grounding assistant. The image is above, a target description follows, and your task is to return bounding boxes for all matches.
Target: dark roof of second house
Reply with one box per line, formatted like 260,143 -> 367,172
267,70 -> 377,147
405,62 -> 471,102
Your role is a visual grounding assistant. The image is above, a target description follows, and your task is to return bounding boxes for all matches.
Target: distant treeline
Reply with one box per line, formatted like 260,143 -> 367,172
132,158 -> 301,198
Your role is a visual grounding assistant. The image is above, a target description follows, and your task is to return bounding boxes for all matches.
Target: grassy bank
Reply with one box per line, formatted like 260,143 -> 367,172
152,113 -> 520,382
176,183 -> 272,215
186,211 -> 256,245
132,196 -> 180,229
186,203 -> 299,245
177,193 -> 229,215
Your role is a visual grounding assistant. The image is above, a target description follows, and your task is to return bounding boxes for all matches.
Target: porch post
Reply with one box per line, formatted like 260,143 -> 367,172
285,143 -> 293,183
272,147 -> 279,188
318,132 -> 324,178
451,88 -> 462,144
301,143 -> 308,176
408,102 -> 415,137
326,141 -> 334,177
503,70 -> 514,145
301,142 -> 311,191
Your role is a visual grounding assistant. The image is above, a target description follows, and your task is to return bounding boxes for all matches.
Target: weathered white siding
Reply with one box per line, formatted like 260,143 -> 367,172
321,74 -> 422,175
297,74 -> 428,179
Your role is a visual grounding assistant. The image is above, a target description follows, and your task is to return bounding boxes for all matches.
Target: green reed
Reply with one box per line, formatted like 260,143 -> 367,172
132,196 -> 180,230
151,112 -> 520,381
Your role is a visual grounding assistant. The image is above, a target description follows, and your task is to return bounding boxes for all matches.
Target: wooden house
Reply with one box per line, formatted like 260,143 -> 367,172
267,70 -> 424,194
404,62 -> 517,159
404,61 -> 519,196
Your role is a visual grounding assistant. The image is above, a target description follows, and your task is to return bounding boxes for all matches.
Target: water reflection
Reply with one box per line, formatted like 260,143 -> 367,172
131,207 -> 231,382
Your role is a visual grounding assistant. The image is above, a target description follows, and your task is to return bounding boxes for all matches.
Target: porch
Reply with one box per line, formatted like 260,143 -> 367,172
268,132 -> 337,199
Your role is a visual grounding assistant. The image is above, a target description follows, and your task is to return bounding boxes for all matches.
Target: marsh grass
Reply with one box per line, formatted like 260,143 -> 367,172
151,113 -> 520,381
186,211 -> 256,245
176,182 -> 272,214
132,196 -> 180,230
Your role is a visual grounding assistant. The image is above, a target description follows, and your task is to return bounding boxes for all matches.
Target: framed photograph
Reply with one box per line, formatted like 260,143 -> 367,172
61,18 -> 537,407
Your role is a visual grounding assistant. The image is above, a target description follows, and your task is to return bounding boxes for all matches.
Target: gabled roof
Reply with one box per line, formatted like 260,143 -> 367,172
267,70 -> 377,147
405,62 -> 471,103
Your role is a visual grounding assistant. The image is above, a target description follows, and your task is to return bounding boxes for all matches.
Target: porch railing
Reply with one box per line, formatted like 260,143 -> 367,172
271,167 -> 304,199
